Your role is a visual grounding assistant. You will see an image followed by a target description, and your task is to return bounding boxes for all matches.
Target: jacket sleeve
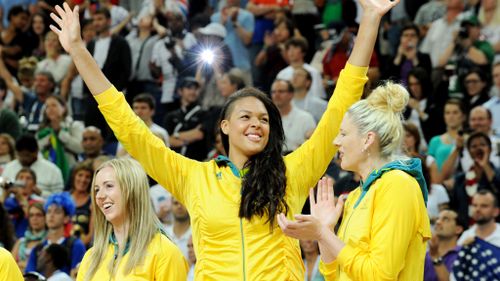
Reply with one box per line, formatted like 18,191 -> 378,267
94,87 -> 199,204
319,259 -> 338,281
284,63 -> 367,205
336,171 -> 428,280
58,120 -> 84,154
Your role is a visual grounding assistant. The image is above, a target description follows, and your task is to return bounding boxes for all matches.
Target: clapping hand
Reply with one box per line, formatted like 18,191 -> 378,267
277,177 -> 345,241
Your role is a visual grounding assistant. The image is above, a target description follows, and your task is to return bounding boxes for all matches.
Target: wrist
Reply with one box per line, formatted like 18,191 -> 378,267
317,225 -> 332,242
432,256 -> 443,266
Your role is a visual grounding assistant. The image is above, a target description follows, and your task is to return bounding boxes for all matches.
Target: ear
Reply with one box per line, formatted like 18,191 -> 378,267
64,215 -> 70,225
220,119 -> 229,135
363,131 -> 377,151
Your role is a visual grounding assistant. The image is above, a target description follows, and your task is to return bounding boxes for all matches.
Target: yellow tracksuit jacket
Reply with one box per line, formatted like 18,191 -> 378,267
94,63 -> 368,280
319,168 -> 432,280
76,233 -> 188,280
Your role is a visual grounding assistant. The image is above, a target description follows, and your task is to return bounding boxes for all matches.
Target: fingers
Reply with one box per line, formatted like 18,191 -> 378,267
50,12 -> 63,28
336,194 -> 345,213
327,177 -> 334,201
320,177 -> 328,202
309,187 -> 316,206
49,25 -> 61,35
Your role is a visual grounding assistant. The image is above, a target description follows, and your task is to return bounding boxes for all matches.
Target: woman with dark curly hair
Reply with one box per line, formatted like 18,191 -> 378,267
50,0 -> 397,279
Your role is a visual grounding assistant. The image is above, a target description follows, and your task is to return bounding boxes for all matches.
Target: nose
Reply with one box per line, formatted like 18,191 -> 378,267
250,117 -> 261,128
95,188 -> 105,201
333,135 -> 341,147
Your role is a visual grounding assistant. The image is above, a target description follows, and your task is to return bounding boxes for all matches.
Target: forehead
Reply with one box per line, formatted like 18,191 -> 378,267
83,130 -> 100,138
440,210 -> 457,220
470,109 -> 488,118
96,166 -> 116,180
473,194 -> 494,205
230,96 -> 268,115
133,101 -> 151,108
272,80 -> 289,89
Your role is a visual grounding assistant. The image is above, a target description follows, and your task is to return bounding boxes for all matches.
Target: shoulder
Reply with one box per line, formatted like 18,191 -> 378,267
150,232 -> 185,260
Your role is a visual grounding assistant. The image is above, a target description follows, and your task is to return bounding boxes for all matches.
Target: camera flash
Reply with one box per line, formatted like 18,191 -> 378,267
200,49 -> 215,65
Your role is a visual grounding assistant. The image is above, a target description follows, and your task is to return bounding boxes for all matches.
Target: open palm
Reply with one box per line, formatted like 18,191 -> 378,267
309,177 -> 344,229
359,0 -> 400,17
49,3 -> 83,53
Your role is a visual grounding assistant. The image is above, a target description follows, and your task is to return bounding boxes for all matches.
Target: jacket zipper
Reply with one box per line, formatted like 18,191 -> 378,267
338,206 -> 357,276
240,218 -> 247,281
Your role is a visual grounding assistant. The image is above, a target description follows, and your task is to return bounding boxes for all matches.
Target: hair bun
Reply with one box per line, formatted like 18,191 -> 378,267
367,82 -> 409,113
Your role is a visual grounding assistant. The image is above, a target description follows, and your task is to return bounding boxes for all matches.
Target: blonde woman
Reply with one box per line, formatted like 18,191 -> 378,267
279,83 -> 431,280
76,158 -> 187,280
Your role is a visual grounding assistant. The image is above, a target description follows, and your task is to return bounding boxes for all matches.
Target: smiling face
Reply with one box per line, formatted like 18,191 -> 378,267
221,96 -> 270,159
333,115 -> 367,172
44,96 -> 66,122
94,166 -> 125,227
73,169 -> 92,193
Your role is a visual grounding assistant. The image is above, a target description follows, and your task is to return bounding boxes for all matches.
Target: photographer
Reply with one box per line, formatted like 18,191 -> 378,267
2,168 -> 43,238
450,132 -> 500,225
387,24 -> 431,85
437,17 -> 494,85
150,12 -> 197,111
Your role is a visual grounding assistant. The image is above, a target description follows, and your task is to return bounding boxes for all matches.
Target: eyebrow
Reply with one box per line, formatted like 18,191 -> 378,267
238,110 -> 269,116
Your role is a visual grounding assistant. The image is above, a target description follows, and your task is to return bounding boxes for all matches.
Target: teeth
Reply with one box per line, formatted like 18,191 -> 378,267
103,203 -> 112,209
247,134 -> 261,141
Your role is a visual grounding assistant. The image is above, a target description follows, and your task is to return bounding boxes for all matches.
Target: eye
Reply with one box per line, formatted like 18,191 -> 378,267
261,117 -> 269,123
240,115 -> 249,120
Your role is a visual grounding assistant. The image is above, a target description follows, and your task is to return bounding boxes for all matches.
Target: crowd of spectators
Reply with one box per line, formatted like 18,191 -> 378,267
0,0 -> 499,280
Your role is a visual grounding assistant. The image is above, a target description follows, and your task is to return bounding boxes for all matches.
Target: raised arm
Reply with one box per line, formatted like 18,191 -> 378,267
49,4 -> 111,96
50,3 -> 198,204
284,0 -> 399,205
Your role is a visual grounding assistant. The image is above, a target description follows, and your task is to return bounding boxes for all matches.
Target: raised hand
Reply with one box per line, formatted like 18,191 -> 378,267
49,3 -> 84,54
277,177 -> 345,240
359,0 -> 400,17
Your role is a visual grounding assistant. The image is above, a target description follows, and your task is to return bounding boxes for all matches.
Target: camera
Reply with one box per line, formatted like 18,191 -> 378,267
458,26 -> 469,40
0,177 -> 25,189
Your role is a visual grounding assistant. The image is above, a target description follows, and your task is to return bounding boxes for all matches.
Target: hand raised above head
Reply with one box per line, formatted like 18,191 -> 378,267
359,0 -> 400,18
49,3 -> 84,54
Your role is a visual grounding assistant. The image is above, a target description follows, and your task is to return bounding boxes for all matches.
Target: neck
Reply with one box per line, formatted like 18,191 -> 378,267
358,156 -> 389,182
294,89 -> 307,99
73,189 -> 89,197
44,265 -> 56,278
305,252 -> 318,264
46,227 -> 65,242
173,218 -> 190,237
181,100 -> 191,109
99,31 -> 111,39
32,228 -> 45,235
144,118 -> 153,127
113,221 -> 129,251
48,51 -> 59,60
437,237 -> 458,256
278,104 -> 292,117
290,61 -> 304,68
138,28 -> 151,38
228,151 -> 249,170
476,221 -> 497,238
447,128 -> 460,137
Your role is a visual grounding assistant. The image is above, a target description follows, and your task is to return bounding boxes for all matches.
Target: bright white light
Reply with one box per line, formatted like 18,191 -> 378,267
200,49 -> 215,65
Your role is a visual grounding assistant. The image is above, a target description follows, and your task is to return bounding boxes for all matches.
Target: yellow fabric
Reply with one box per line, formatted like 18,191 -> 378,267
0,248 -> 23,281
319,170 -> 432,281
94,63 -> 368,280
76,233 -> 188,281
